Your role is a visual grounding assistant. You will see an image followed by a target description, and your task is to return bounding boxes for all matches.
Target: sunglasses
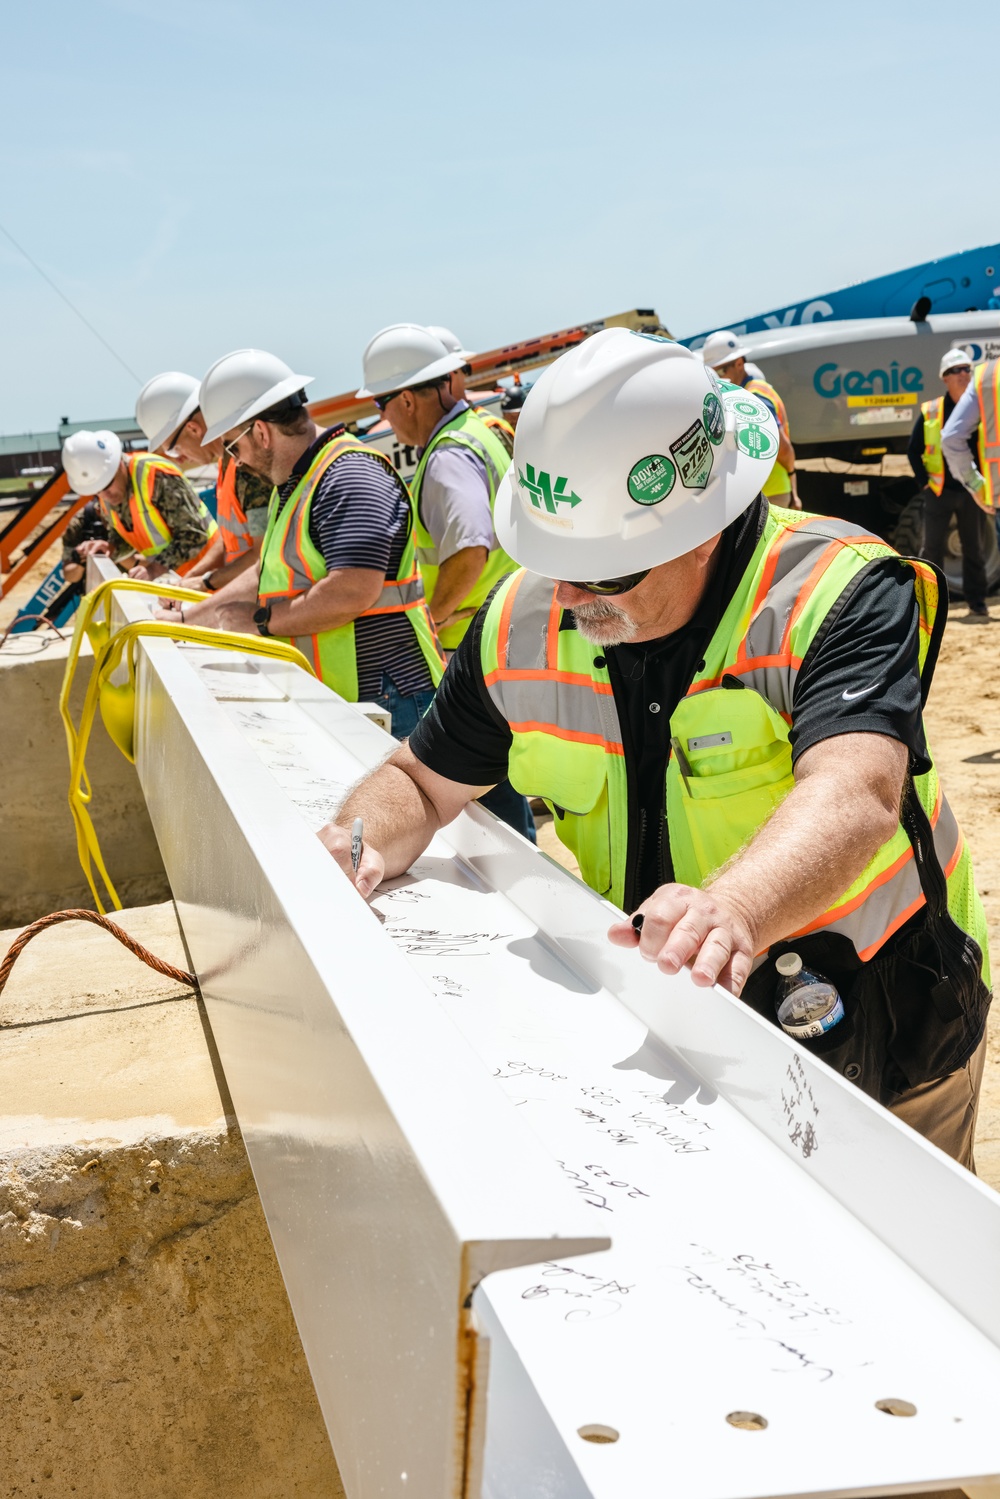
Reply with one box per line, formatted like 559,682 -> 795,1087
945,366 -> 972,375
563,570 -> 650,596
373,375 -> 451,413
223,419 -> 256,459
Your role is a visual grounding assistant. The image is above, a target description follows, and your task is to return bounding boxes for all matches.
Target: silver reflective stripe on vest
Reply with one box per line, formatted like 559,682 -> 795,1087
377,575 -> 425,609
279,455 -> 426,610
736,516 -> 867,710
486,573 -> 623,749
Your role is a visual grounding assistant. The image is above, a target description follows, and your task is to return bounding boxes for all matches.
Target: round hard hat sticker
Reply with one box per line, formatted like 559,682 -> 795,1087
736,424 -> 778,460
627,454 -> 676,506
726,395 -> 769,424
703,393 -> 725,447
97,440 -> 106,449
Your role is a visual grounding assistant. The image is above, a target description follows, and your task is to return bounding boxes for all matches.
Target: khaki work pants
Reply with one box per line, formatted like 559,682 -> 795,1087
887,1035 -> 987,1171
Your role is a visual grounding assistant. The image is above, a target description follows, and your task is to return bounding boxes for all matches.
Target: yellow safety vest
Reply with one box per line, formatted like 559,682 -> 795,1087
921,396 -> 947,496
409,407 -> 517,650
103,453 -> 217,572
479,507 -> 987,978
258,434 -> 445,701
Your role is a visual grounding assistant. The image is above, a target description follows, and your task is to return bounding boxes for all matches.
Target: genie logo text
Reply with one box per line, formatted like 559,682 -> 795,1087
814,361 -> 924,399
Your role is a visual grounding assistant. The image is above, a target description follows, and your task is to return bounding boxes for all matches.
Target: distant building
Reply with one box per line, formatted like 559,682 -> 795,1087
0,417 -> 145,481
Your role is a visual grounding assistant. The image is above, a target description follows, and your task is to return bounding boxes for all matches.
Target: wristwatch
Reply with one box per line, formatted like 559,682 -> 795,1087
203,570 -> 219,592
253,602 -> 273,637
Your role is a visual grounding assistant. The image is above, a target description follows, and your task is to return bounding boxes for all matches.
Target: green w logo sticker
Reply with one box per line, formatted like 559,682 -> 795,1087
517,464 -> 582,513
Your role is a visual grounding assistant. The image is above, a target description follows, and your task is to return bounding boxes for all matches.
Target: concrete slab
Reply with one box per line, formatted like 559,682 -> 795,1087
0,901 -> 344,1498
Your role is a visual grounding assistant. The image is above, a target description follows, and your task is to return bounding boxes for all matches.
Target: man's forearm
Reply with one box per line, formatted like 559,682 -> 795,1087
210,543 -> 260,588
430,547 -> 488,624
267,569 -> 383,637
178,564 -> 260,626
708,742 -> 903,952
336,761 -> 443,879
194,534 -> 227,576
941,434 -> 984,496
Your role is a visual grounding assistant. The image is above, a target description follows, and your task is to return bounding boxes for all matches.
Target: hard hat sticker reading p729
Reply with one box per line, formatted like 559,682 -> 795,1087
627,454 -> 676,506
670,421 -> 714,490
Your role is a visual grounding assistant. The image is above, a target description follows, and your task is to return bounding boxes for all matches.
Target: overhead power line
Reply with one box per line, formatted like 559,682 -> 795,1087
0,220 -> 142,383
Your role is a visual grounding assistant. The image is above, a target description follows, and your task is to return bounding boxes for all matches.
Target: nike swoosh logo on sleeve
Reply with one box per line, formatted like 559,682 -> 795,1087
841,683 -> 882,701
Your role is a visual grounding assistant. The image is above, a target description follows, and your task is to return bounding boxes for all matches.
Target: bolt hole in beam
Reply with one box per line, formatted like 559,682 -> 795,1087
876,1398 -> 918,1417
577,1424 -> 620,1444
726,1411 -> 769,1432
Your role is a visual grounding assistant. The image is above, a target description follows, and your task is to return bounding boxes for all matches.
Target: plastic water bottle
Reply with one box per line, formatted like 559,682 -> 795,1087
774,952 -> 844,1039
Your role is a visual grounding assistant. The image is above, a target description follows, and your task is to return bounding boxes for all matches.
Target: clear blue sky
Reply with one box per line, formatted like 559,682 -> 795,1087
2,0 -> 997,434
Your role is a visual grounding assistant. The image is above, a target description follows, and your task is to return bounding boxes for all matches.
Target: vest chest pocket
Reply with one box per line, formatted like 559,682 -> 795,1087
667,687 -> 794,885
507,734 -> 612,898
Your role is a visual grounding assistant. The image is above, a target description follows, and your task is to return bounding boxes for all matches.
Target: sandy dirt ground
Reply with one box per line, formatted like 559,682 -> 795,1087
923,602 -> 1000,1185
538,599 -> 1000,1189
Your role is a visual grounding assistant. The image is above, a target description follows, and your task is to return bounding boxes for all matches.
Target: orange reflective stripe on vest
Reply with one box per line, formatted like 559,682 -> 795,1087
974,359 -> 1000,511
216,455 -> 255,562
108,454 -> 175,555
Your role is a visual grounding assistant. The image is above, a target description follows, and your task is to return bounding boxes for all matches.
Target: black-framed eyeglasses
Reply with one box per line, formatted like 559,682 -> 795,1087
373,375 -> 451,413
563,570 -> 650,596
223,419 -> 256,459
372,389 -> 404,413
164,415 -> 192,456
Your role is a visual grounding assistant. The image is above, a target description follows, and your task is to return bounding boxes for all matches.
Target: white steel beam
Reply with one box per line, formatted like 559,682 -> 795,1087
88,561 -> 1000,1499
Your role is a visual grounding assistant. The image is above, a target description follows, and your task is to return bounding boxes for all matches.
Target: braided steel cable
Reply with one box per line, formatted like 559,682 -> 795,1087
0,909 -> 196,1001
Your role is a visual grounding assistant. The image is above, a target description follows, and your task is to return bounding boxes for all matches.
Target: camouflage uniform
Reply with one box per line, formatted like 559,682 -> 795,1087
231,460 -> 274,539
100,467 -> 213,570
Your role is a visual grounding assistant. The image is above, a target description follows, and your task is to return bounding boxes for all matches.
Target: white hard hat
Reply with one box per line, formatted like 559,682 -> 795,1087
62,429 -> 124,496
135,371 -> 201,452
200,349 -> 314,444
941,345 -> 974,376
357,323 -> 467,398
700,329 -> 750,368
493,329 -> 778,580
425,324 -> 476,361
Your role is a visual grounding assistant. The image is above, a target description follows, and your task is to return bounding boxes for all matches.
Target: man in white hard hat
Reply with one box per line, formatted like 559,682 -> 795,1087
907,347 -> 990,622
358,323 -> 533,837
61,429 -> 217,580
157,349 -> 444,738
135,371 -> 272,593
700,330 -> 800,509
317,329 -> 991,1167
425,325 -> 515,455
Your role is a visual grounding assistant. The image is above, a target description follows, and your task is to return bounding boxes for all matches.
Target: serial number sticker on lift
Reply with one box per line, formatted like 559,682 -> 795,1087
846,392 -> 918,407
687,732 -> 733,750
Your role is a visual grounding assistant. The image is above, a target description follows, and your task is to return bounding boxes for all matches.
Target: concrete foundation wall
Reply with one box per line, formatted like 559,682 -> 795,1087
0,903 -> 344,1498
0,636 -> 170,927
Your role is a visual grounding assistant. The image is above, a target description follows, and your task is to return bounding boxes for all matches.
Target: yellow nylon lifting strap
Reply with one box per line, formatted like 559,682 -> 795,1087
60,578 -> 314,914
